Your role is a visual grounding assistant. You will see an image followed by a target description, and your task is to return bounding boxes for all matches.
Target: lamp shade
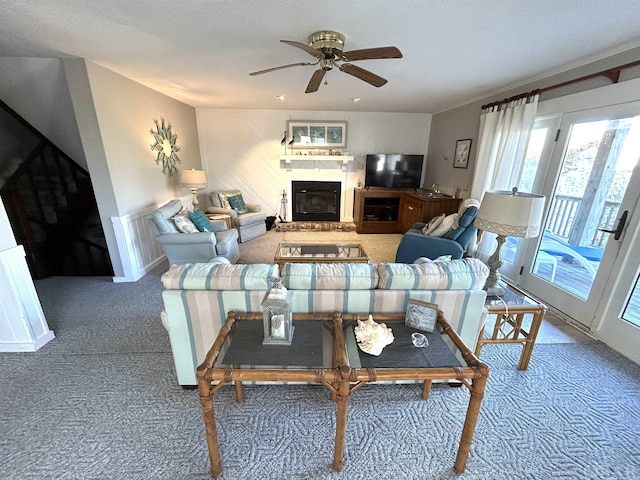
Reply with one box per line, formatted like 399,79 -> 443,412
476,189 -> 546,238
180,169 -> 207,188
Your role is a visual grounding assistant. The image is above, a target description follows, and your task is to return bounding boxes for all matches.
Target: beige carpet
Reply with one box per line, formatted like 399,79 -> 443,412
238,229 -> 402,264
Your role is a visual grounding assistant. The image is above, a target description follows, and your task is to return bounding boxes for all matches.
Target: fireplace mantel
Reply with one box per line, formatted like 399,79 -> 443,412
281,155 -> 354,172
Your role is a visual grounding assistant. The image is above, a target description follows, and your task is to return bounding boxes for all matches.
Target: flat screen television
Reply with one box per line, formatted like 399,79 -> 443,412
364,154 -> 424,189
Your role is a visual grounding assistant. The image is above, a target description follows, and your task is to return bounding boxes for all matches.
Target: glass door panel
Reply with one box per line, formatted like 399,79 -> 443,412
622,274 -> 640,328
595,214 -> 640,363
519,101 -> 640,333
532,116 -> 639,300
501,116 -> 559,282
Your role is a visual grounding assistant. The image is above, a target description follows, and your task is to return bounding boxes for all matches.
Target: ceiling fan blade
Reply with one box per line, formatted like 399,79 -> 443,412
341,46 -> 403,62
339,63 -> 387,87
249,61 -> 316,76
305,69 -> 326,93
280,40 -> 323,59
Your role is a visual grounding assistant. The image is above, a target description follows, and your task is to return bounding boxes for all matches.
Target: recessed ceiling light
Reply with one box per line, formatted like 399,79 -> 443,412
352,98 -> 361,102
276,95 -> 285,101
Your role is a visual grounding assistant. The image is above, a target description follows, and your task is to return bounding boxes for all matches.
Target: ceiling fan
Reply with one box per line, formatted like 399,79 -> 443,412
249,31 -> 403,93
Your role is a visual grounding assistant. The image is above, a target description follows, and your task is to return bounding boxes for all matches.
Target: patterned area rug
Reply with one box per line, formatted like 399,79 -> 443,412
1,338 -> 638,479
3,265 -> 637,479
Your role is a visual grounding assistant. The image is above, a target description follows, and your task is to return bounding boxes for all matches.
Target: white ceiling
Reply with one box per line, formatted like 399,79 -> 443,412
2,0 -> 640,114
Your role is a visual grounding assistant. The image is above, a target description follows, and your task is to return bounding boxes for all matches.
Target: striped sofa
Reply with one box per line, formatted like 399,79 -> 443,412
160,258 -> 489,386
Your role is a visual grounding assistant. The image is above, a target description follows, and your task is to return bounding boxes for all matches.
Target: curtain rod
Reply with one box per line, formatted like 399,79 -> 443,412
481,59 -> 640,110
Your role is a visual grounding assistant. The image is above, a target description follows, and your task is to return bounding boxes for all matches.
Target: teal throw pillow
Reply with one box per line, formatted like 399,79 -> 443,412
189,208 -> 213,232
227,194 -> 248,214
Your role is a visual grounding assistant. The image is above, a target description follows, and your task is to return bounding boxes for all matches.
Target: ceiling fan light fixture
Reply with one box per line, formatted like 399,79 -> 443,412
250,30 -> 402,94
308,31 -> 345,55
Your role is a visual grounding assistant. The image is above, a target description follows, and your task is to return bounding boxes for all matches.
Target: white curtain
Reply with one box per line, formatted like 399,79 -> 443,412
470,94 -> 540,259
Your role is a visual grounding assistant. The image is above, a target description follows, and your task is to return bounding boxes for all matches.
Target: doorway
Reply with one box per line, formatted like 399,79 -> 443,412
517,102 -> 640,343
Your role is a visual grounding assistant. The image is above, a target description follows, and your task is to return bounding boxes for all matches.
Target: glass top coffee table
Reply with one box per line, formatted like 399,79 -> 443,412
196,311 -> 489,478
274,242 -> 370,269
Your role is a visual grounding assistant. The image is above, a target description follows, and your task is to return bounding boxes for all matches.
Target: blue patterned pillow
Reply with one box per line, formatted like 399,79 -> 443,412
189,208 -> 213,232
227,194 -> 248,214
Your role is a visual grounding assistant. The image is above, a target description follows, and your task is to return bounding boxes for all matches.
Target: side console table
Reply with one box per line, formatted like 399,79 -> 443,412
475,283 -> 547,370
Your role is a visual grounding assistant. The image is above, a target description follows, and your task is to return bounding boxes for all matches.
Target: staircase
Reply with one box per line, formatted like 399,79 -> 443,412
0,101 -> 113,279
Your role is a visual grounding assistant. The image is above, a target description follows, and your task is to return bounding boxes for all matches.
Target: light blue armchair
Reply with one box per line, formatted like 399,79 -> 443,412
148,200 -> 240,265
206,190 -> 266,243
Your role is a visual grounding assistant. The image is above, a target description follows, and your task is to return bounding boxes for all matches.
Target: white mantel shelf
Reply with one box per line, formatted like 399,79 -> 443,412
280,155 -> 354,172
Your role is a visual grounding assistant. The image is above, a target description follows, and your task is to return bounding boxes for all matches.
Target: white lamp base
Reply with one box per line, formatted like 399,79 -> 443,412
485,282 -> 506,297
191,189 -> 199,209
483,235 -> 507,297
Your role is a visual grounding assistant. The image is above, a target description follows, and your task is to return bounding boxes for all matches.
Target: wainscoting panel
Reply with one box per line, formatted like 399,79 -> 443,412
111,206 -> 160,283
110,195 -> 207,282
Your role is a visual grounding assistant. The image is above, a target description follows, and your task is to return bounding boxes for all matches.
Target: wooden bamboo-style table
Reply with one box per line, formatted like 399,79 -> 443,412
475,282 -> 548,370
196,311 -> 489,478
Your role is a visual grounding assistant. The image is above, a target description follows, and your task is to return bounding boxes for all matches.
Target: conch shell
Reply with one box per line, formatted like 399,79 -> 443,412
354,315 -> 394,356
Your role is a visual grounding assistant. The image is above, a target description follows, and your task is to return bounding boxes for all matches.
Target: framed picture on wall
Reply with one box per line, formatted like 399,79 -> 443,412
287,120 -> 348,149
454,139 -> 472,169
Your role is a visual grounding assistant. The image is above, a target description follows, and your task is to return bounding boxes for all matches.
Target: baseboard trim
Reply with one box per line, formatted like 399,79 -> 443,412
0,330 -> 55,352
112,256 -> 166,283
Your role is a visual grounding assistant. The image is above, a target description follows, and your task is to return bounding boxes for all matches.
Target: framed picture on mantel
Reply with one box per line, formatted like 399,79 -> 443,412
453,139 -> 471,168
287,120 -> 348,149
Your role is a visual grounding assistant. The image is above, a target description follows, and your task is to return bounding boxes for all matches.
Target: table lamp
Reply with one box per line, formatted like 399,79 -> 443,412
475,188 -> 546,295
180,169 -> 207,209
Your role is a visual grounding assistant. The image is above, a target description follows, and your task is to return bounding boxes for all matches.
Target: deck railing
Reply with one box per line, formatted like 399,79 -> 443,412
546,195 -> 621,248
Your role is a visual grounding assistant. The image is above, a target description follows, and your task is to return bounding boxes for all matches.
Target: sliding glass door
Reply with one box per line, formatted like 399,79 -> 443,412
517,102 -> 640,341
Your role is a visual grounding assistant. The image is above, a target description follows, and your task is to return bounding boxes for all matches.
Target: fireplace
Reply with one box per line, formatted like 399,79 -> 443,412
291,181 -> 341,222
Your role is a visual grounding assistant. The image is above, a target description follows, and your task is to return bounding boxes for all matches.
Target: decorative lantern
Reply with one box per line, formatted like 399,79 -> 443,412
261,276 -> 294,345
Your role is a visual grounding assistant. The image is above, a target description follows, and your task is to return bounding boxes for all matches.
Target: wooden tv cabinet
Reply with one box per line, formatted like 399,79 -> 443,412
353,188 -> 461,234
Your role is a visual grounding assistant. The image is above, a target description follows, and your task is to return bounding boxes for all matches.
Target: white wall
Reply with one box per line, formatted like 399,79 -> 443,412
0,57 -> 87,168
196,109 -> 432,217
0,199 -> 54,352
64,59 -> 202,278
84,61 -> 202,215
1,57 -> 201,280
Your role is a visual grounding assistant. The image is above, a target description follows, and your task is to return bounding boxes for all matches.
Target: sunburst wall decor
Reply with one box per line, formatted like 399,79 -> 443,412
150,118 -> 181,176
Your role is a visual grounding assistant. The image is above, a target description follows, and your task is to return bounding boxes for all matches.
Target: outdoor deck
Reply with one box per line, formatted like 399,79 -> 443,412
531,257 -> 640,325
526,193 -> 639,327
